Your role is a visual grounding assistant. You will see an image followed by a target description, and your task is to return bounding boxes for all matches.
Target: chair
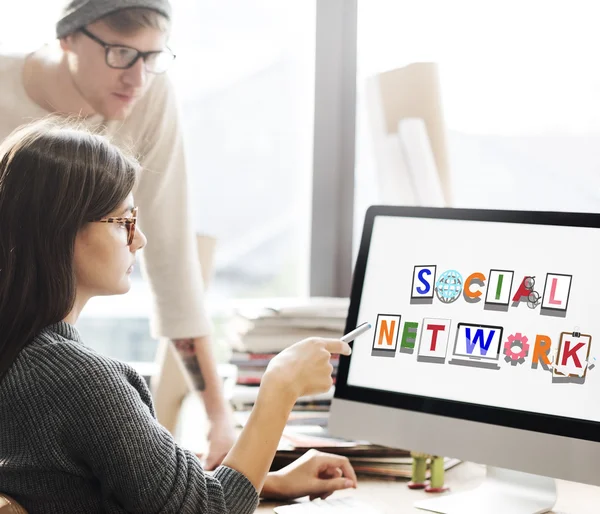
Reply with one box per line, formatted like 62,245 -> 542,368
0,494 -> 27,514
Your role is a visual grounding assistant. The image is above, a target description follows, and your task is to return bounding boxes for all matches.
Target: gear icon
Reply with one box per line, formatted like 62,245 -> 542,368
504,333 -> 529,365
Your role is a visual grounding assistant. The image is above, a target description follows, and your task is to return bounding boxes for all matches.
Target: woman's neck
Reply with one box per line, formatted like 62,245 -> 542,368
63,294 -> 90,325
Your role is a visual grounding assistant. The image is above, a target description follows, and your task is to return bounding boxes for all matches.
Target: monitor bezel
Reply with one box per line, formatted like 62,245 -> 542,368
334,205 -> 600,443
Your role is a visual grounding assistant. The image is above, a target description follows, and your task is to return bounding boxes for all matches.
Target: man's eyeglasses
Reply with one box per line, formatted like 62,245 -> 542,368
80,28 -> 175,74
97,207 -> 138,246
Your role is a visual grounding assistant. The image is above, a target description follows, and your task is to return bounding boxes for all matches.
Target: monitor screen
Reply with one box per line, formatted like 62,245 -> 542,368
338,207 -> 600,440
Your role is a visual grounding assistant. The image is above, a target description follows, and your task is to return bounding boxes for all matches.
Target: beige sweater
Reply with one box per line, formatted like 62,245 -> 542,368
0,51 -> 211,340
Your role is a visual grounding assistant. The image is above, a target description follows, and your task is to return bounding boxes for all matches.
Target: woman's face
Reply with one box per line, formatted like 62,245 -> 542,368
74,194 -> 146,298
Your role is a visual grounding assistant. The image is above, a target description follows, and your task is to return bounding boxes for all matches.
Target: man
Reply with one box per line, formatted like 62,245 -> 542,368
0,0 -> 235,469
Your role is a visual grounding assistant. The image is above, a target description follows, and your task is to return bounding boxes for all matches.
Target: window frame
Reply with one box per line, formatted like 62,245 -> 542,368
310,0 -> 358,298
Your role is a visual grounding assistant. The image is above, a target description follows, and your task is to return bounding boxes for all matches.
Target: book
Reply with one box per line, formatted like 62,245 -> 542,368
351,457 -> 462,479
230,384 -> 335,411
226,297 -> 349,353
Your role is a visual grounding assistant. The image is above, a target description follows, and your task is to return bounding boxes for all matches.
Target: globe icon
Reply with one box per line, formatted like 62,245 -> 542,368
435,270 -> 463,303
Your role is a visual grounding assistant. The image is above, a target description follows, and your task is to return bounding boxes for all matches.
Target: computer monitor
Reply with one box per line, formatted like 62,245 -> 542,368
329,205 -> 600,514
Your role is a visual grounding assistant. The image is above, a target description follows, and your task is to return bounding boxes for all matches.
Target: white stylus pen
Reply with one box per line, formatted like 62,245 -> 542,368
340,322 -> 372,343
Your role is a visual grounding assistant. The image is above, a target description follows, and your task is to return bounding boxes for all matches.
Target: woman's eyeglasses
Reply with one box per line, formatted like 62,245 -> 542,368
96,207 -> 138,246
80,28 -> 176,74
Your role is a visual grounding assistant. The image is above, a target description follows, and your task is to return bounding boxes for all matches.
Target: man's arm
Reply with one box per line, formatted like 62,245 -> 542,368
173,336 -> 236,470
173,335 -> 231,417
125,74 -> 235,467
172,338 -> 207,391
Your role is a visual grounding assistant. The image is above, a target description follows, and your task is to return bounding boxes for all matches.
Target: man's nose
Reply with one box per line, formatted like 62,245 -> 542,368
121,57 -> 146,88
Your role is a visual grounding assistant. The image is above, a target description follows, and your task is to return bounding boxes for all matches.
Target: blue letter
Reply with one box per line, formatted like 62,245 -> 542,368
416,269 -> 432,295
464,328 -> 495,356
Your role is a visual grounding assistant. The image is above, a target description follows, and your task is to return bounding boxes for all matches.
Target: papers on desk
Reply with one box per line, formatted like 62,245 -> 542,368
273,425 -> 460,479
233,409 -> 460,479
274,497 -> 384,513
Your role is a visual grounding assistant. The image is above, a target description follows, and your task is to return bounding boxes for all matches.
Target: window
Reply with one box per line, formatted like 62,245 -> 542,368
2,1 -> 316,362
169,0 -> 315,302
355,0 -> 600,239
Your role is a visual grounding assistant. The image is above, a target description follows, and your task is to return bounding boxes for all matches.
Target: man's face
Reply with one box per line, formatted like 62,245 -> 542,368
60,20 -> 169,120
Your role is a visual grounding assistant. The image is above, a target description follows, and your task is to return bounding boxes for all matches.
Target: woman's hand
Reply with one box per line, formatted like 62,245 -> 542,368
220,338 -> 351,494
262,338 -> 351,401
261,450 -> 358,501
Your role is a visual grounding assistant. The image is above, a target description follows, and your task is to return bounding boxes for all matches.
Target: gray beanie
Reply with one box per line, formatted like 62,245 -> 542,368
56,0 -> 172,38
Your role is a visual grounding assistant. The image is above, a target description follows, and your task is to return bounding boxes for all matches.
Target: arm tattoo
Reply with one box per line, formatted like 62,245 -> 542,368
173,338 -> 206,391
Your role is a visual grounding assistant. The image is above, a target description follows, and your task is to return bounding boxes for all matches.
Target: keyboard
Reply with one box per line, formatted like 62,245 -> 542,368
273,497 -> 384,513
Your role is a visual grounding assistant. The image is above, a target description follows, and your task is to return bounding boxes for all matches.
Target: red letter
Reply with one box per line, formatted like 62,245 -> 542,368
512,277 -> 530,302
427,324 -> 446,351
561,341 -> 585,368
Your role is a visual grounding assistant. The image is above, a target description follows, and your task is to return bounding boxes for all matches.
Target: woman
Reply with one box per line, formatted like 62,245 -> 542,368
0,118 -> 356,514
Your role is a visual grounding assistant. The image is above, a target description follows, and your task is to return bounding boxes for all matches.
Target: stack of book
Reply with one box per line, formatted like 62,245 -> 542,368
226,297 -> 348,409
228,297 -> 349,354
230,385 -> 335,412
231,352 -> 339,388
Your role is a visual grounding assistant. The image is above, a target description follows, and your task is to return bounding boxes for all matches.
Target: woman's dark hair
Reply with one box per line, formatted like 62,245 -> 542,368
0,117 -> 139,381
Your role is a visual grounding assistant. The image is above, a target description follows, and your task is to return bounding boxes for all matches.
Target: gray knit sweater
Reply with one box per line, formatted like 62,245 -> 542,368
0,322 -> 259,513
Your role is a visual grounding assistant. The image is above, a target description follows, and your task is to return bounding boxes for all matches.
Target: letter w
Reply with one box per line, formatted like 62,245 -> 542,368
465,328 -> 495,356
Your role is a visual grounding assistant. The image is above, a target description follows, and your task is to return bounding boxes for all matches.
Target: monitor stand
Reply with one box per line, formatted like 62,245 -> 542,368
413,466 -> 557,514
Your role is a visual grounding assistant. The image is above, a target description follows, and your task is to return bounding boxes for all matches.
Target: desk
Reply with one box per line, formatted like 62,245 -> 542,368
256,462 -> 600,513
173,385 -> 600,512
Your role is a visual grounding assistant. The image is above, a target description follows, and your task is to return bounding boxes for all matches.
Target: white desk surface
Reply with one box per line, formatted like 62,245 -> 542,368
173,366 -> 600,513
256,461 -> 600,513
